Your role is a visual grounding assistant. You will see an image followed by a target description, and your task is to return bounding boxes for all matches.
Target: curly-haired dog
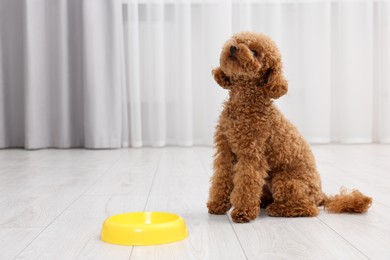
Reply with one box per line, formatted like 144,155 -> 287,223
207,32 -> 372,223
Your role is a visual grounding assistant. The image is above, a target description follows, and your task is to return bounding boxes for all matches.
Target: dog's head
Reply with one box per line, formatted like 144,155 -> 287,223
214,32 -> 288,99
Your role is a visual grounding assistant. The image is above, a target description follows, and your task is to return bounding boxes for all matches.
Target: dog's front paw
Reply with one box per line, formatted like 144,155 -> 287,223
231,206 -> 259,223
207,201 -> 231,215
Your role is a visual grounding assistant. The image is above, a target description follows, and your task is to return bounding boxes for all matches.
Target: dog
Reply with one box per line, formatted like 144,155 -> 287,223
207,32 -> 372,223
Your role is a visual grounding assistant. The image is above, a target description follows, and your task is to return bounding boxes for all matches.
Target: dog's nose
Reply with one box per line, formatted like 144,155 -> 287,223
230,45 -> 238,56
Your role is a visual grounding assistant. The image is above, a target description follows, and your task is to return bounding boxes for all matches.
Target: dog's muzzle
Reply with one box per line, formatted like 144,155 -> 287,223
230,46 -> 238,57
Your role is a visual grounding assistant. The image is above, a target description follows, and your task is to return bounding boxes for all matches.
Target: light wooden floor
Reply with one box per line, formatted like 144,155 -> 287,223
1,145 -> 390,260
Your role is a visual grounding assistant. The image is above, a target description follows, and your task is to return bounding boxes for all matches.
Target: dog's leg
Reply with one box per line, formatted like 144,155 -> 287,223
207,132 -> 235,215
230,156 -> 268,223
266,171 -> 319,217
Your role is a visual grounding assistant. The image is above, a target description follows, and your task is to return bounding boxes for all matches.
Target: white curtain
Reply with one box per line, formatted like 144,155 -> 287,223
0,0 -> 124,148
123,0 -> 390,146
1,0 -> 390,149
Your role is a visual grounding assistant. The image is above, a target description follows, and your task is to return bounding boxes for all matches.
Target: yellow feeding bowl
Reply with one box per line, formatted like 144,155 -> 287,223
101,212 -> 188,246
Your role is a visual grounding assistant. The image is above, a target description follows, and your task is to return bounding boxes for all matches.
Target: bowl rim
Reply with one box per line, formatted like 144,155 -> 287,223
101,211 -> 188,246
105,211 -> 184,227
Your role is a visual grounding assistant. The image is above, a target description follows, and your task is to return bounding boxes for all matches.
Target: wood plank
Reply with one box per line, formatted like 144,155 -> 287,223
313,145 -> 390,181
0,149 -> 125,228
130,147 -> 247,260
0,149 -> 122,173
0,149 -> 123,203
14,196 -> 136,260
15,148 -> 162,259
319,179 -> 390,260
3,145 -> 390,259
0,149 -> 47,173
195,146 -> 214,177
231,213 -> 367,259
0,165 -> 116,228
312,145 -> 390,206
318,163 -> 390,207
0,228 -> 42,260
197,146 -> 366,259
15,149 -> 123,170
312,145 -> 390,259
86,148 -> 162,196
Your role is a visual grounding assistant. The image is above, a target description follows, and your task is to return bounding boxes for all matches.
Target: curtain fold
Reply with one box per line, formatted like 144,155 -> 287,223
0,0 -> 26,148
1,0 -> 390,149
81,0 -> 123,148
122,0 -> 390,146
0,0 -> 123,149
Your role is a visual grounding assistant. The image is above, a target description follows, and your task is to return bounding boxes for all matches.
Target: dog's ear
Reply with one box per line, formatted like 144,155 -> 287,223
212,67 -> 232,89
262,65 -> 288,99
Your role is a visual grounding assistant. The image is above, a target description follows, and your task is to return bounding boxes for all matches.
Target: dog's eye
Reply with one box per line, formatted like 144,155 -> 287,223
251,50 -> 258,57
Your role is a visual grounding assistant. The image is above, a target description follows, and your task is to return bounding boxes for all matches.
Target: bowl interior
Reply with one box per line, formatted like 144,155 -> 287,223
110,212 -> 180,225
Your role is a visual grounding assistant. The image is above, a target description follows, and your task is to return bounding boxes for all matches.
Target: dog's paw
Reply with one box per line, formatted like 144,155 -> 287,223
231,206 -> 259,223
207,201 -> 231,215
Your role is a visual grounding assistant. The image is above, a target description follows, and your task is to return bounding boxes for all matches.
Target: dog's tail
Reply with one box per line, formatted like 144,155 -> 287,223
320,188 -> 372,213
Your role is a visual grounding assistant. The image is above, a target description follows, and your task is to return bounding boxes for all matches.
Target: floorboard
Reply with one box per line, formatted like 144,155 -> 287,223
14,196 -> 135,260
0,228 -> 42,260
130,148 -> 247,260
0,145 -> 389,259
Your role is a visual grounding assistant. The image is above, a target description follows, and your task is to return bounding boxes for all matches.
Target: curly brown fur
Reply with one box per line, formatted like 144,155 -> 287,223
323,188 -> 372,213
206,32 -> 372,223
